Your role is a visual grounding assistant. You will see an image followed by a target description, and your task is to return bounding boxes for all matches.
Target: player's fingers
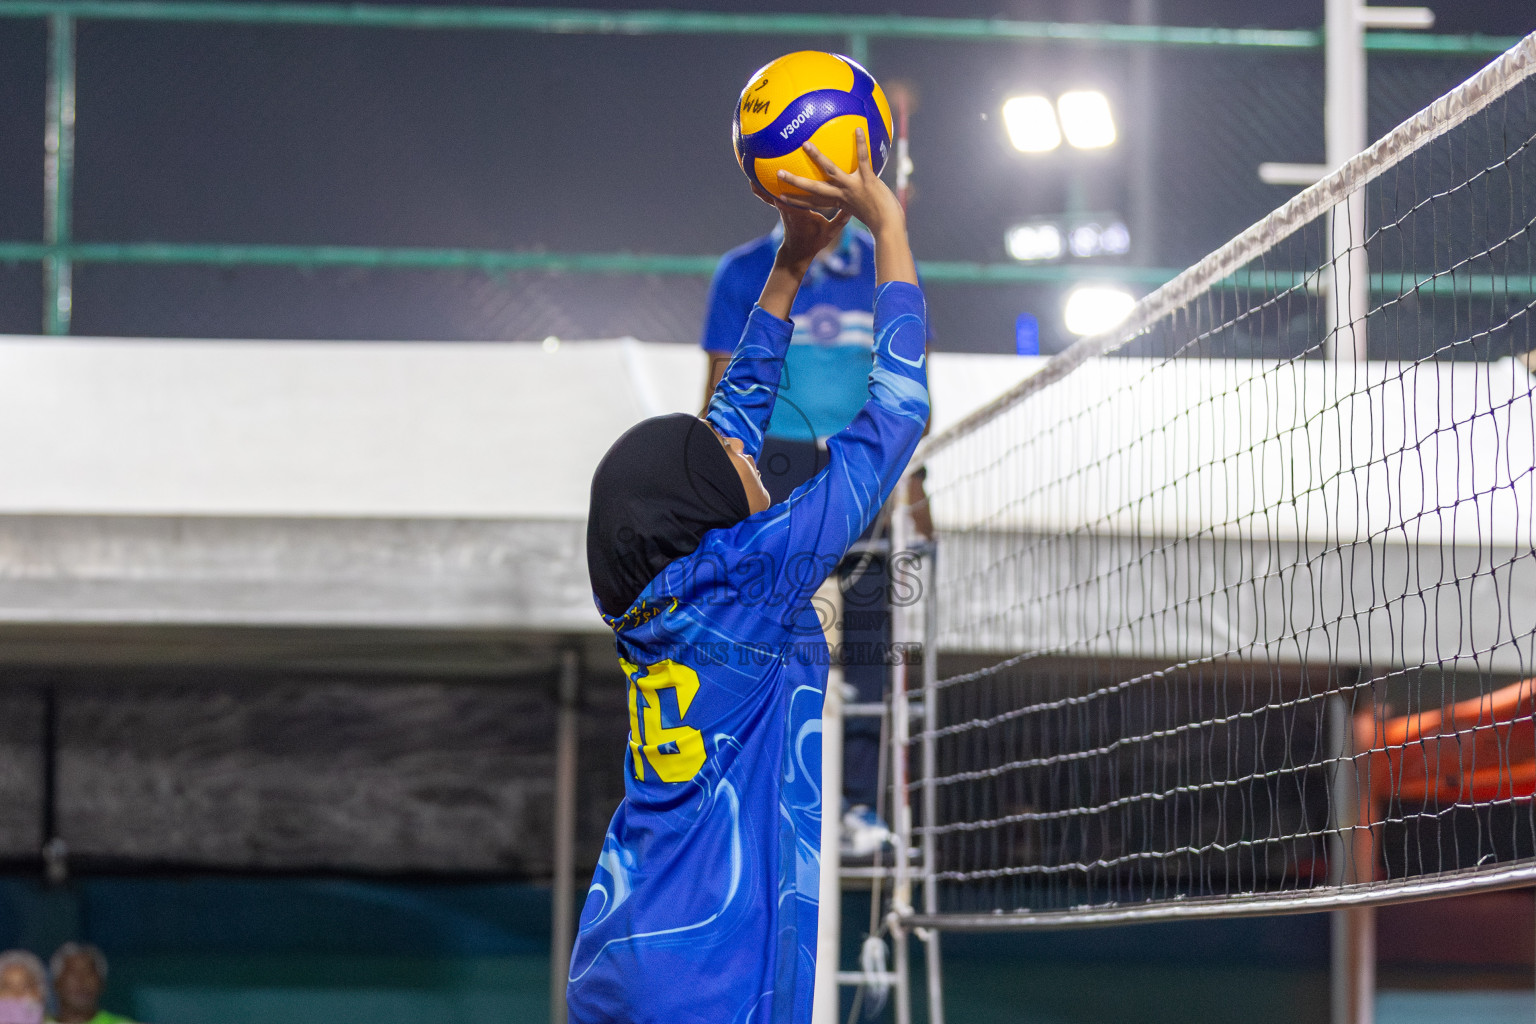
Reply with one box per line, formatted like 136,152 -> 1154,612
772,195 -> 818,217
854,126 -> 874,177
750,182 -> 777,206
776,168 -> 841,201
800,142 -> 850,183
772,191 -> 823,211
827,208 -> 853,233
802,204 -> 847,226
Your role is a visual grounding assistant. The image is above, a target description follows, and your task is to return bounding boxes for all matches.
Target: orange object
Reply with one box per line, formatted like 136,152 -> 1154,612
1352,677 -> 1536,880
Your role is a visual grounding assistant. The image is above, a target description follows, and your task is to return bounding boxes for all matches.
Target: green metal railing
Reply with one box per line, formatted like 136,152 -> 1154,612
0,1 -> 1525,335
4,240 -> 1525,303
0,1 -> 1523,53
40,11 -> 74,335
0,241 -> 1188,284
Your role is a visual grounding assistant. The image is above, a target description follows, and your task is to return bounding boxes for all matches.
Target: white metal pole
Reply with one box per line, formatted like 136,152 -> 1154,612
1325,0 -> 1369,363
889,487 -> 915,1024
919,542 -> 945,1024
1128,0 -> 1160,270
1325,0 -> 1375,1013
1332,906 -> 1377,1024
812,581 -> 846,1024
1328,690 -> 1374,1024
549,650 -> 580,1024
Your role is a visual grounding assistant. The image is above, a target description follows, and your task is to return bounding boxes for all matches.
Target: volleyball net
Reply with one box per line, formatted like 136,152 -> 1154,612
903,32 -> 1536,929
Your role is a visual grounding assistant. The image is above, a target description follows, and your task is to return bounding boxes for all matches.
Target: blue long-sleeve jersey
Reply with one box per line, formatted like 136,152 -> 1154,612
567,281 -> 929,1024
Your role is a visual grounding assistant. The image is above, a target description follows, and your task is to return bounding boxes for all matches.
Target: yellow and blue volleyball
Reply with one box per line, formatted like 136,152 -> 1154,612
732,51 -> 894,201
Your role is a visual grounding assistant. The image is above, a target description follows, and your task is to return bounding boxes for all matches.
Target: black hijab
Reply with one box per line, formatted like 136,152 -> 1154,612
587,413 -> 752,618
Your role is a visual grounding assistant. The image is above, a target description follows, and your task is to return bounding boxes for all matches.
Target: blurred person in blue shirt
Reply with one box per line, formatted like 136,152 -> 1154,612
699,197 -> 931,858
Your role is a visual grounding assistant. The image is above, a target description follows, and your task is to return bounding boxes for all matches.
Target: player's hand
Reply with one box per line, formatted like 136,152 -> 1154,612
776,127 -> 905,237
756,198 -> 849,320
773,200 -> 851,272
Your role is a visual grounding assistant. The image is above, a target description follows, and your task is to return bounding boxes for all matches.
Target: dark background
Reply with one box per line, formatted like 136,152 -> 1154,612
1,0 -> 1532,352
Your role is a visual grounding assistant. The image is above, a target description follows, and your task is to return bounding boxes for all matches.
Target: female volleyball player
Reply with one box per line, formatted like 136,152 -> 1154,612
570,128 -> 927,1024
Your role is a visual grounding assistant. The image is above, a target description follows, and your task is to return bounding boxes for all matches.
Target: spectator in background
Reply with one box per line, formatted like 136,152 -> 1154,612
48,945 -> 133,1024
701,220 -> 889,500
0,950 -> 46,1024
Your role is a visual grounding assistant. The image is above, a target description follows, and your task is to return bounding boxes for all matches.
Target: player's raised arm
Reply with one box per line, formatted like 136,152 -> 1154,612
749,128 -> 929,602
777,128 -> 916,288
703,202 -> 849,458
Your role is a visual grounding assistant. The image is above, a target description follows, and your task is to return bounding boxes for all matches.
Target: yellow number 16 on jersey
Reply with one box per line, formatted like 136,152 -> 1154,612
620,658 -> 707,783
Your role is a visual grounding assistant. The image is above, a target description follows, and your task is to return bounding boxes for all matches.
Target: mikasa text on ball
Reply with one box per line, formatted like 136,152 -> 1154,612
733,50 -> 894,201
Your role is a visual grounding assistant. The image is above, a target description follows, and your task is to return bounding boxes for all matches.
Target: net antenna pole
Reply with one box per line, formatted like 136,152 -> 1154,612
893,86 -> 913,213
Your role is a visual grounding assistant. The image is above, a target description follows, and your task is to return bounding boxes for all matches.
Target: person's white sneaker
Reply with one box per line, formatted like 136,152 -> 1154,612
840,804 -> 893,859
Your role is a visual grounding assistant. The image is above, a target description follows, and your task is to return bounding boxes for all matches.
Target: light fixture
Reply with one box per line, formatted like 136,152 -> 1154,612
1002,95 -> 1061,153
1007,217 -> 1130,263
1063,284 -> 1136,337
1068,224 -> 1101,259
1097,221 -> 1131,255
542,336 -> 561,352
1056,90 -> 1117,150
1005,223 -> 1064,262
1064,220 -> 1133,258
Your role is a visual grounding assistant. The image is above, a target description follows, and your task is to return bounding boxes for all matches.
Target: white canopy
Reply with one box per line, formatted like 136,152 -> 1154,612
0,334 -> 1035,519
0,333 -> 1034,640
9,331 -> 1526,673
923,355 -> 1536,673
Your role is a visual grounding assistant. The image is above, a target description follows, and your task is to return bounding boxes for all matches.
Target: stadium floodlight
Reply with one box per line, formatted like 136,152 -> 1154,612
1056,90 -> 1116,150
1002,95 -> 1061,153
1097,221 -> 1131,255
1068,224 -> 1101,258
1066,220 -> 1132,258
1005,223 -> 1064,262
1009,217 -> 1130,263
1062,284 -> 1135,336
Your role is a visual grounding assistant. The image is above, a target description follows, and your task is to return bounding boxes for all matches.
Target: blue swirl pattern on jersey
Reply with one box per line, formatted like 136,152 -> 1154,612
568,282 -> 929,1024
